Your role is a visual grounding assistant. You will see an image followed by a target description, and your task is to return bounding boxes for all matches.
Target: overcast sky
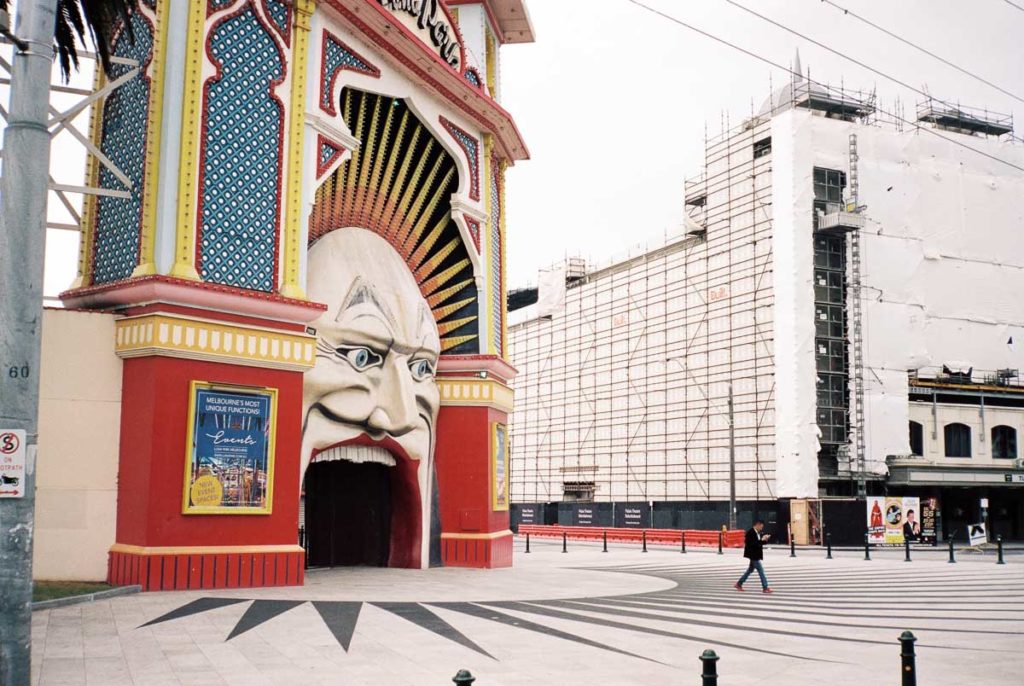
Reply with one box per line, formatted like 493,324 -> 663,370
8,0 -> 1023,297
501,0 -> 1024,287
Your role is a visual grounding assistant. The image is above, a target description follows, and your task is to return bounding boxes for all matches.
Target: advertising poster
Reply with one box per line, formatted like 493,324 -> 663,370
183,382 -> 277,514
492,423 -> 509,511
919,498 -> 938,544
868,496 -> 922,545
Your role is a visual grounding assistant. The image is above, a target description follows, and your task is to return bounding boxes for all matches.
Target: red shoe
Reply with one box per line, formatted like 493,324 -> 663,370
734,583 -> 745,592
762,588 -> 774,594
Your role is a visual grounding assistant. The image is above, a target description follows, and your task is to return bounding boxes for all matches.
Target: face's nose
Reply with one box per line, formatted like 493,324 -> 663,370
366,356 -> 419,436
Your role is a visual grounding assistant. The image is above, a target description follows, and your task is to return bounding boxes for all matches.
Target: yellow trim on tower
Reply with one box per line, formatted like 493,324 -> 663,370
110,543 -> 304,556
483,134 -> 495,355
437,377 -> 513,413
71,68 -> 107,289
440,530 -> 512,541
498,156 -> 508,359
169,0 -> 207,281
132,0 -> 171,278
279,0 -> 315,299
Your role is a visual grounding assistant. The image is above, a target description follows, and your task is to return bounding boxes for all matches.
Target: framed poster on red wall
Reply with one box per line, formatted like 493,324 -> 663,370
492,422 -> 509,511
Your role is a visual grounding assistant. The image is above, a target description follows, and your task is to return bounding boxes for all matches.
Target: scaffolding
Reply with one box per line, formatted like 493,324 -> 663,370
509,116 -> 777,504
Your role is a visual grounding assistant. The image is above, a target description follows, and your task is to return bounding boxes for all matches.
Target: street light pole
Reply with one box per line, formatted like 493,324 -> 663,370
0,1 -> 59,683
728,383 -> 736,530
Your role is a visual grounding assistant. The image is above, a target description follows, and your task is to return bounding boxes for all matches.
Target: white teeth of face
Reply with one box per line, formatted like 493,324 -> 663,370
313,444 -> 396,467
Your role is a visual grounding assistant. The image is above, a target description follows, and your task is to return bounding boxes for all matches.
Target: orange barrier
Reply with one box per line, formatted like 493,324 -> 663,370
517,524 -> 745,548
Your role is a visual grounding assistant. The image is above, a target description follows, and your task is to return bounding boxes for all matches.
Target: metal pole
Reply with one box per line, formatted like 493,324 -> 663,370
864,532 -> 871,561
525,533 -> 530,554
717,531 -> 723,555
996,535 -> 1005,565
728,384 -> 736,530
948,535 -> 955,564
452,669 -> 476,685
641,529 -> 647,553
680,530 -> 686,554
602,530 -> 607,553
826,533 -> 832,559
700,649 -> 719,686
899,631 -> 917,686
904,536 -> 911,562
0,2 -> 60,684
790,537 -> 796,558
562,531 -> 567,553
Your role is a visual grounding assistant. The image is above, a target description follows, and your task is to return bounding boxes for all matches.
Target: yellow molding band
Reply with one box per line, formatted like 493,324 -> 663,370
114,313 -> 316,371
169,0 -> 206,281
438,377 -> 513,413
110,543 -> 304,556
131,0 -> 170,278
72,68 -> 107,289
483,134 -> 495,355
441,530 -> 512,540
279,0 -> 315,299
498,157 -> 508,359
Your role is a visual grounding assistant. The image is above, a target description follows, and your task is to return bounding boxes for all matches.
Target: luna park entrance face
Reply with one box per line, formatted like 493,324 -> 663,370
303,460 -> 392,567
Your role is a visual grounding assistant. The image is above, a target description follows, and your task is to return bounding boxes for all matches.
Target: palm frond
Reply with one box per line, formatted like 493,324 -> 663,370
52,0 -> 138,82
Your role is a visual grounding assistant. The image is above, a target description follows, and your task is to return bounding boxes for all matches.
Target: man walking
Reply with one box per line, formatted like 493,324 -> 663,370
735,520 -> 773,594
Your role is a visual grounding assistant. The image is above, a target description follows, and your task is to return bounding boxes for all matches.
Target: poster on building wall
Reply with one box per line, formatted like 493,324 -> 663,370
492,423 -> 509,511
183,382 -> 277,514
920,498 -> 938,545
867,496 -> 922,545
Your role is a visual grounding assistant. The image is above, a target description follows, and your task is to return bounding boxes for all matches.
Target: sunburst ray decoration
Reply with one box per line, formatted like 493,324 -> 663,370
309,89 -> 478,354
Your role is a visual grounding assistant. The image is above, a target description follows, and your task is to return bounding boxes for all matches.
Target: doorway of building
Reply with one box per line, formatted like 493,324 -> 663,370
304,460 -> 392,567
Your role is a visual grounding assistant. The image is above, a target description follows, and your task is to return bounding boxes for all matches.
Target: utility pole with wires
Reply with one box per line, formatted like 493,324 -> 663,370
0,1 -> 59,684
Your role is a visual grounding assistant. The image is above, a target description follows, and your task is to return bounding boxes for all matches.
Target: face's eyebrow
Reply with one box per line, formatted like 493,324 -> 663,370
337,277 -> 398,328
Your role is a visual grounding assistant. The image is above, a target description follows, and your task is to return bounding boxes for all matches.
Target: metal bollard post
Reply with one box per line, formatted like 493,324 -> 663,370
948,536 -> 955,563
700,648 -> 719,686
642,530 -> 648,553
997,535 -> 1005,565
681,530 -> 687,554
899,631 -> 917,686
718,531 -> 723,555
525,533 -> 530,554
452,669 -> 476,685
826,533 -> 832,560
562,531 -> 568,553
904,537 -> 912,562
602,530 -> 608,553
864,533 -> 871,561
790,537 -> 796,558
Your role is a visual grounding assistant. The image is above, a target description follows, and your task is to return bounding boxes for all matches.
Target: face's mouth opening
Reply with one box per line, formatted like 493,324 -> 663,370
308,438 -> 423,568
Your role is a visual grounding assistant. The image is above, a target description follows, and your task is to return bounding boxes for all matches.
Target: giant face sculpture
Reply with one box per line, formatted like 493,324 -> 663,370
301,228 -> 441,568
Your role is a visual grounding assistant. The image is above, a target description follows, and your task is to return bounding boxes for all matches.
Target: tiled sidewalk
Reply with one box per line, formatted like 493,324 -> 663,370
31,542 -> 1022,685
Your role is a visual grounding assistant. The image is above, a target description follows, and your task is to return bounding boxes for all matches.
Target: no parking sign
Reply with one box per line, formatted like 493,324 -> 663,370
0,429 -> 26,498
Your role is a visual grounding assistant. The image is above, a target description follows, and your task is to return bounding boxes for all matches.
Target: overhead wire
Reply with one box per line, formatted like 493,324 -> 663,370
1004,0 -> 1024,14
622,0 -> 1024,174
820,0 -> 1024,105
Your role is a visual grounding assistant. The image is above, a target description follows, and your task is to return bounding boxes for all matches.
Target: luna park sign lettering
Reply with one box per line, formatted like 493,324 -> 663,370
378,0 -> 462,71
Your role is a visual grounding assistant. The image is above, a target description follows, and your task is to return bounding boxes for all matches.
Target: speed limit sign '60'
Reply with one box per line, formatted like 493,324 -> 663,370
0,429 -> 27,498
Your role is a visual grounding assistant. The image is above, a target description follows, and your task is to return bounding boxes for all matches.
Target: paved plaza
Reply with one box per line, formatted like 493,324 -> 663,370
31,540 -> 1022,685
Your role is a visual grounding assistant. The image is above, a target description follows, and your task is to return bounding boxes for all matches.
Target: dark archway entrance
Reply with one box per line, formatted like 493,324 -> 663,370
304,460 -> 392,567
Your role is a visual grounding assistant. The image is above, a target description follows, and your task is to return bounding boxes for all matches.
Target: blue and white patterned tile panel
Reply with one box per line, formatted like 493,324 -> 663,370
199,7 -> 285,292
92,13 -> 153,285
262,0 -> 291,42
439,117 -> 479,201
320,34 -> 379,113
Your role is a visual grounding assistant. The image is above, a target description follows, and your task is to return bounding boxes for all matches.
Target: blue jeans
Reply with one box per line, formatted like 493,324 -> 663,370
737,559 -> 767,589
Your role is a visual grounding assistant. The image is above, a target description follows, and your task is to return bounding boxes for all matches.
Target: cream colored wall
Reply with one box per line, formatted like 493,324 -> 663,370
33,309 -> 121,581
908,401 -> 1023,464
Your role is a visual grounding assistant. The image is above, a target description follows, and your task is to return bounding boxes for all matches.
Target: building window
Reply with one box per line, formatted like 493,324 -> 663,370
909,421 -> 924,456
992,425 -> 1017,459
944,423 -> 972,458
753,137 -> 771,158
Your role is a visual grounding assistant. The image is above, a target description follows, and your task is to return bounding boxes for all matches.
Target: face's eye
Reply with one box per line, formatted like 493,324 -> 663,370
336,346 -> 383,371
409,358 -> 435,381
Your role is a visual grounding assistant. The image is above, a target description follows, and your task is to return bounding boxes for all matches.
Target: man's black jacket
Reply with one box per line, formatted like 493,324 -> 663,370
743,528 -> 764,560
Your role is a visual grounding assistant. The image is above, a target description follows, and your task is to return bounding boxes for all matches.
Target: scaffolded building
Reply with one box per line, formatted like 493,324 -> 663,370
508,70 -> 1024,537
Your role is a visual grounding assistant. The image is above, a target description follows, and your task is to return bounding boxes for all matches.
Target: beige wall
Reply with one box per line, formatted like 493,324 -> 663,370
33,309 -> 121,581
909,402 -> 1023,464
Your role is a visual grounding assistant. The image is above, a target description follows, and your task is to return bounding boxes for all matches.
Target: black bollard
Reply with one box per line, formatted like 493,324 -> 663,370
452,669 -> 476,685
997,535 -> 1006,565
700,648 -> 719,686
948,536 -> 955,564
899,631 -> 917,686
864,533 -> 871,561
826,533 -> 833,560
562,531 -> 568,553
718,531 -> 723,555
790,537 -> 796,558
904,537 -> 912,562
602,530 -> 608,553
642,530 -> 648,553
525,533 -> 530,554
681,530 -> 687,554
